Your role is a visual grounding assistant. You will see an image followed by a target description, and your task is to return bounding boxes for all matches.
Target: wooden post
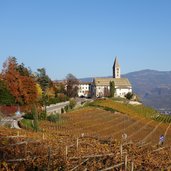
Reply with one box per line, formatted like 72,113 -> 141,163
66,146 -> 68,157
125,155 -> 128,170
131,161 -> 134,171
17,131 -> 19,136
43,129 -> 45,140
76,138 -> 79,149
120,144 -> 123,160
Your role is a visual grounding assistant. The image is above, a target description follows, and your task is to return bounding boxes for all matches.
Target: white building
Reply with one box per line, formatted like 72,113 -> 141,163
93,57 -> 132,98
93,77 -> 132,98
78,82 -> 92,97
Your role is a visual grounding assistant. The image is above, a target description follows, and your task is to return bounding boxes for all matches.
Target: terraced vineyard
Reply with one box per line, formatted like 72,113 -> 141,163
1,99 -> 171,170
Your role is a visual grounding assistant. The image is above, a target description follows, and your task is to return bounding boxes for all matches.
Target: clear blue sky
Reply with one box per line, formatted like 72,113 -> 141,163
0,0 -> 171,80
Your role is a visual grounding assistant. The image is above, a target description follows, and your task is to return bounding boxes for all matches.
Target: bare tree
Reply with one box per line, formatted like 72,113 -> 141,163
66,73 -> 79,98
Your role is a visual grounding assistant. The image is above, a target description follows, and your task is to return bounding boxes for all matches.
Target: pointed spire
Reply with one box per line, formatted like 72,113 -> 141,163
113,56 -> 120,67
113,56 -> 121,78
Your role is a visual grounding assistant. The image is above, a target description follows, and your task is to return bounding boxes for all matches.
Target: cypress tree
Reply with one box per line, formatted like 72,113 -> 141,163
110,81 -> 115,97
32,104 -> 39,132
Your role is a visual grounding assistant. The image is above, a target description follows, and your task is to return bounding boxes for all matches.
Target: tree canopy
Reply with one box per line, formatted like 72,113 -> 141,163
36,68 -> 52,93
0,57 -> 78,108
1,57 -> 38,105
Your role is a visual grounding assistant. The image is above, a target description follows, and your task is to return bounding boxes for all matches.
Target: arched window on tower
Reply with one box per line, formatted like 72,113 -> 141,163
117,68 -> 119,77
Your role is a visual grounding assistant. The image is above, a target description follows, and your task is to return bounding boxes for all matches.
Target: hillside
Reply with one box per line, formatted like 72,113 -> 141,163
80,69 -> 171,112
1,100 -> 171,170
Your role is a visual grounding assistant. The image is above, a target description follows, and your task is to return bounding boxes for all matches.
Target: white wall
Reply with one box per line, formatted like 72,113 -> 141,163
95,86 -> 110,97
95,86 -> 104,97
78,84 -> 91,97
115,88 -> 132,97
95,85 -> 132,98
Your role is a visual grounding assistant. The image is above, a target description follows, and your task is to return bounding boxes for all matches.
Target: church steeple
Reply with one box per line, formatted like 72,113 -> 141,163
113,56 -> 121,78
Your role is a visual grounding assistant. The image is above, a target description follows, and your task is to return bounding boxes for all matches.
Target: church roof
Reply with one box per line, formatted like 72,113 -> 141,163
113,56 -> 120,67
94,78 -> 132,88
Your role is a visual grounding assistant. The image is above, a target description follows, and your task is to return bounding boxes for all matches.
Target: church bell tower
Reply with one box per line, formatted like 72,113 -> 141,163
113,56 -> 120,78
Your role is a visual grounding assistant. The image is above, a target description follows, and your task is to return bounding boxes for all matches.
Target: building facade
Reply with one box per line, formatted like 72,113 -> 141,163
78,82 -> 92,97
93,56 -> 132,98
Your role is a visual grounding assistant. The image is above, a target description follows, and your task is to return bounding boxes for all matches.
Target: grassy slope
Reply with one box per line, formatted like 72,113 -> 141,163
1,102 -> 171,170
89,99 -> 171,123
19,119 -> 34,130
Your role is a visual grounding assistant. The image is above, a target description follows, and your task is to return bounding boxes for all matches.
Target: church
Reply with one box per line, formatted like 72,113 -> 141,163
93,57 -> 132,98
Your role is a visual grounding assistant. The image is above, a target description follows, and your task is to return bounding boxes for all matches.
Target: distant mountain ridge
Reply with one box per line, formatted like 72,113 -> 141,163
79,69 -> 171,111
124,69 -> 171,111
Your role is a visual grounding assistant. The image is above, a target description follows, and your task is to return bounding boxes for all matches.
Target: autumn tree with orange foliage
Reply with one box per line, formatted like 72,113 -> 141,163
1,57 -> 38,105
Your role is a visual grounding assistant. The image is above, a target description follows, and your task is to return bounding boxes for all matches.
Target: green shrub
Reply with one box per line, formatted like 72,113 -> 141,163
23,113 -> 34,119
64,105 -> 69,112
104,107 -> 116,113
125,92 -> 133,100
47,97 -> 59,105
47,113 -> 60,122
61,108 -> 64,113
24,111 -> 47,121
19,119 -> 33,130
22,105 -> 39,131
69,99 -> 76,109
38,111 -> 47,120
